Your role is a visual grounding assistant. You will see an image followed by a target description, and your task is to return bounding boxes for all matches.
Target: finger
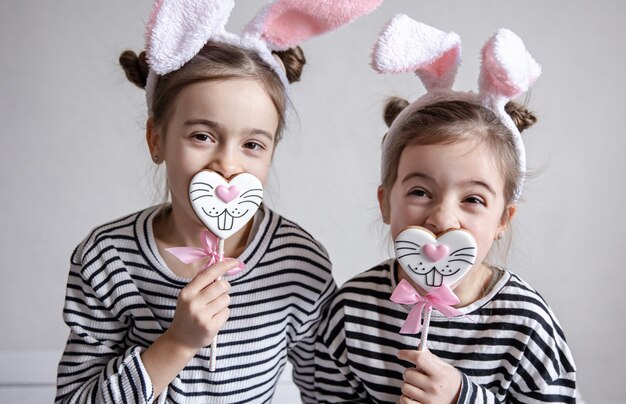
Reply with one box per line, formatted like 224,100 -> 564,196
185,259 -> 240,294
203,307 -> 230,342
402,368 -> 428,388
211,306 -> 230,330
399,392 -> 422,404
398,395 -> 415,404
198,279 -> 231,305
398,349 -> 420,365
203,289 -> 231,316
413,349 -> 442,377
398,349 -> 435,376
401,382 -> 427,404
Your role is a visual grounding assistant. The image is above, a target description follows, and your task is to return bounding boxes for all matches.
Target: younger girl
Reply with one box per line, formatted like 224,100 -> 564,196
314,17 -> 577,403
55,1 -> 380,402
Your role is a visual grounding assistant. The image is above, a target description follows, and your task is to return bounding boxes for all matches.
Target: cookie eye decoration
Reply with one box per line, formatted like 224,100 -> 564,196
166,170 -> 263,370
391,226 -> 477,350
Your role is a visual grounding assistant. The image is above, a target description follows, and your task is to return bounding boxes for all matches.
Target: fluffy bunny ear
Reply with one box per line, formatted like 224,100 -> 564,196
479,28 -> 541,104
244,0 -> 384,50
479,28 -> 540,202
371,15 -> 461,91
146,0 -> 235,75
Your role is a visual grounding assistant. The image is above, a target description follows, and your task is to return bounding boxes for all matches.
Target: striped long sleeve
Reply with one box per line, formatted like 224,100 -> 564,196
57,205 -> 336,403
56,215 -> 158,404
314,262 -> 577,403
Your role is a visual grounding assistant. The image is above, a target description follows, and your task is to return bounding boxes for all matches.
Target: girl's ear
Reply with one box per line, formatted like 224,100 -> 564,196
377,186 -> 390,225
146,119 -> 163,163
497,204 -> 517,235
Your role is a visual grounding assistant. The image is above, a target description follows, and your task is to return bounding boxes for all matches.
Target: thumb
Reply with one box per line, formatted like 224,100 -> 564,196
397,349 -> 420,365
398,348 -> 437,372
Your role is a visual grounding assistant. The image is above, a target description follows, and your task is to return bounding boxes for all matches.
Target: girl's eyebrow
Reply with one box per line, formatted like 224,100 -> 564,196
402,172 -> 497,196
184,119 -> 275,141
243,128 -> 274,141
401,171 -> 433,184
183,118 -> 224,132
184,118 -> 221,128
462,180 -> 497,197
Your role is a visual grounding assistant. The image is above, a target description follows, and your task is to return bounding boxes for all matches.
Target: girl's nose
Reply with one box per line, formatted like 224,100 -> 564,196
207,146 -> 241,180
424,203 -> 460,235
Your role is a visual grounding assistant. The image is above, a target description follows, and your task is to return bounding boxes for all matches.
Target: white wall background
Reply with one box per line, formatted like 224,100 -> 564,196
1,1 -> 624,402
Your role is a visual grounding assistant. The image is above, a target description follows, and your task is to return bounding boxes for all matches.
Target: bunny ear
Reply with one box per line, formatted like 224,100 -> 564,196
479,28 -> 541,102
479,29 -> 540,202
371,15 -> 461,91
146,0 -> 235,75
244,0 -> 383,50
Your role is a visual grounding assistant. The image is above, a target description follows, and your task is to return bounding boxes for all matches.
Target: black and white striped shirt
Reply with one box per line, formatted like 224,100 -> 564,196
56,204 -> 336,403
314,261 -> 576,403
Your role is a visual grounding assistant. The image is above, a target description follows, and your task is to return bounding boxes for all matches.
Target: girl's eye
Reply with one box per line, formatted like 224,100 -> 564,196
243,141 -> 265,151
408,188 -> 429,198
464,196 -> 485,206
192,132 -> 212,142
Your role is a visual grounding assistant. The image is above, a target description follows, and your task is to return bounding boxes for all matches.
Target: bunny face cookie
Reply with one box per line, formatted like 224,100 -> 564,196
190,171 -> 263,239
395,226 -> 477,292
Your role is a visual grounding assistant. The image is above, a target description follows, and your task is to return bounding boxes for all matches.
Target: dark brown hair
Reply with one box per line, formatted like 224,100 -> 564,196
119,41 -> 306,143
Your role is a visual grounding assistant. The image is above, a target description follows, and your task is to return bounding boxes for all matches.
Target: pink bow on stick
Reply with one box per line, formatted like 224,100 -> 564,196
390,279 -> 462,334
166,230 -> 244,276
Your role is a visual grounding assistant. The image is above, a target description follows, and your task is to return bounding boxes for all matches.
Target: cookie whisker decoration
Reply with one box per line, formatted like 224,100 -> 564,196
167,170 -> 263,371
391,226 -> 477,350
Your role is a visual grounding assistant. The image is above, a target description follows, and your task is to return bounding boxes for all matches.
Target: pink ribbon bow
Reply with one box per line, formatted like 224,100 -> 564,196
390,279 -> 462,334
165,231 -> 244,276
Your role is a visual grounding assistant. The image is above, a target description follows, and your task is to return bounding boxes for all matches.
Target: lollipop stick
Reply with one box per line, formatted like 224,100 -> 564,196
418,305 -> 433,351
209,238 -> 225,372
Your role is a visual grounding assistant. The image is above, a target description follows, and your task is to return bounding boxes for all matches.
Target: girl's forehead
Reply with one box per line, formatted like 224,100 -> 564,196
400,139 -> 485,161
397,141 -> 505,185
169,79 -> 280,130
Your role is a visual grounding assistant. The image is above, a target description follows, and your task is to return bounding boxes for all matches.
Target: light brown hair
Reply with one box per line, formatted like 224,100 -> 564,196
380,98 -> 537,209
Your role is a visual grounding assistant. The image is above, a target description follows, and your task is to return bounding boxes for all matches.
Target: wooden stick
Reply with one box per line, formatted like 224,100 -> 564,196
209,238 -> 225,371
418,305 -> 432,351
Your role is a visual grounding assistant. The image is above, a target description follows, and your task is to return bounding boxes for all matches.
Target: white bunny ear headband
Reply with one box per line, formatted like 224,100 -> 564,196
371,15 -> 541,201
144,0 -> 383,116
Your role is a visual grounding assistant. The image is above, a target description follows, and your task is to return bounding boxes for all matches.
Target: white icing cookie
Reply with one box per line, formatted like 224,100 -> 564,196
395,226 -> 477,292
189,171 -> 263,240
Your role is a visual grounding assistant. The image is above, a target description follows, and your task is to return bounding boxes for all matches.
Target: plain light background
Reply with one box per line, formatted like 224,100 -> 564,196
1,0 -> 624,402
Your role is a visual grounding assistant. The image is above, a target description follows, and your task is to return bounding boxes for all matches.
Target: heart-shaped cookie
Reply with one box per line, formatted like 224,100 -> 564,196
395,226 -> 477,292
189,171 -> 263,239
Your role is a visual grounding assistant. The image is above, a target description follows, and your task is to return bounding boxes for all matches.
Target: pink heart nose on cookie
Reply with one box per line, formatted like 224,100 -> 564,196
422,244 -> 449,262
216,185 -> 239,203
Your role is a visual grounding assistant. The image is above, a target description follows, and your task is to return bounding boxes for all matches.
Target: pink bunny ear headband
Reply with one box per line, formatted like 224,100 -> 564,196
371,15 -> 541,201
144,0 -> 383,116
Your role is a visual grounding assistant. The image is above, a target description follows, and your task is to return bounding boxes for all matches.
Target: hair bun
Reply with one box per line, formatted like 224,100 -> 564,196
505,101 -> 537,133
272,46 -> 306,83
119,50 -> 149,89
383,96 -> 410,127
